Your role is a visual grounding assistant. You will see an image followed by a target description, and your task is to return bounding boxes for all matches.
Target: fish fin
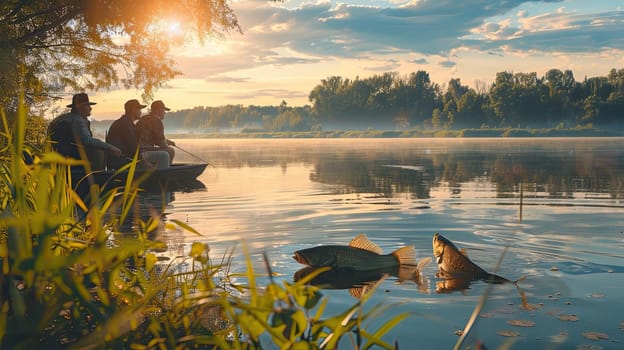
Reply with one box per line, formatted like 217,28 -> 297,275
398,261 -> 431,294
349,287 -> 364,299
459,248 -> 468,257
349,234 -> 384,254
398,257 -> 431,281
391,246 -> 417,265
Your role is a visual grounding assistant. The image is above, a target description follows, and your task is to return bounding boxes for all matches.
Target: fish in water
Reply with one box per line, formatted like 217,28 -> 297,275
433,233 -> 530,308
432,232 -> 513,284
293,233 -> 419,271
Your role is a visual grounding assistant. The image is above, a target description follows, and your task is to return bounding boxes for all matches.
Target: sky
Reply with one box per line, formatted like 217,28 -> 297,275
77,0 -> 624,120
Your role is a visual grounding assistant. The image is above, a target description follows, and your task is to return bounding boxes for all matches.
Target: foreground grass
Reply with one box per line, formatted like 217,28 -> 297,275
0,106 -> 406,349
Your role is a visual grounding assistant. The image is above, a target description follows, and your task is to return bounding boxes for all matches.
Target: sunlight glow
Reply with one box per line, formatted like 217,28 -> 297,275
150,18 -> 185,39
166,20 -> 183,36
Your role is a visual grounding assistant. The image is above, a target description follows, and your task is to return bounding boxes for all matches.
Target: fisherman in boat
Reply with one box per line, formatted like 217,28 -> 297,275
136,100 -> 176,169
48,93 -> 122,171
105,99 -> 147,170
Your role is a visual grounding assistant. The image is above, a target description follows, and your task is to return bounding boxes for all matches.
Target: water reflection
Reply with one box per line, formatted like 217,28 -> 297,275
116,180 -> 206,234
434,278 -> 472,294
186,138 -> 624,201
310,144 -> 624,200
294,265 -> 430,298
158,139 -> 623,350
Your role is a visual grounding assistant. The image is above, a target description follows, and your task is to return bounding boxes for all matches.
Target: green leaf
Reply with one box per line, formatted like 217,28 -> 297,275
169,219 -> 203,235
362,312 -> 410,350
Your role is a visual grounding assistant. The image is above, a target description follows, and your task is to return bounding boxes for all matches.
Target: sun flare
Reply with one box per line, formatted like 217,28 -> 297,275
151,18 -> 185,39
165,20 -> 182,36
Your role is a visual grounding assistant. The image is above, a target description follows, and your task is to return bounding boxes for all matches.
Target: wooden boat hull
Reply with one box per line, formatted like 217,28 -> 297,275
72,163 -> 208,193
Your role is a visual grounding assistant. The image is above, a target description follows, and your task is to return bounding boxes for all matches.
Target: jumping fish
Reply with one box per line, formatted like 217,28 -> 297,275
432,232 -> 513,284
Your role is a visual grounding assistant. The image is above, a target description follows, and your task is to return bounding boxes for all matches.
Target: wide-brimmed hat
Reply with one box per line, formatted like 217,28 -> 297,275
66,93 -> 96,108
151,100 -> 171,111
124,99 -> 147,110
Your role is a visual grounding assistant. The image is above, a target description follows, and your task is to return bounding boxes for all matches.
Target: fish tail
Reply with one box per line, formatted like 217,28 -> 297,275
512,275 -> 527,285
391,246 -> 417,266
416,256 -> 432,271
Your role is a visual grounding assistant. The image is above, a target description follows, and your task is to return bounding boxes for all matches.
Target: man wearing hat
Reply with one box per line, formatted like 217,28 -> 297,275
136,100 -> 176,167
48,93 -> 122,170
105,99 -> 147,169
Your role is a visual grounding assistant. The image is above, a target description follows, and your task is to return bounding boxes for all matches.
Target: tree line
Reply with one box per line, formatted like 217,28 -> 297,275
164,68 -> 624,132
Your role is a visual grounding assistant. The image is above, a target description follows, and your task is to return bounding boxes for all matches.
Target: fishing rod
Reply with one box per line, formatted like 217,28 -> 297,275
172,144 -> 213,166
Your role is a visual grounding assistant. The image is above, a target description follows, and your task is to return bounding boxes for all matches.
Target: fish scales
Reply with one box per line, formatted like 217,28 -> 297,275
302,245 -> 399,270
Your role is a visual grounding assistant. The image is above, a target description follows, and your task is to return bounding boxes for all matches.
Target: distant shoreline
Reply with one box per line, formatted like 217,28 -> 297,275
168,127 -> 624,139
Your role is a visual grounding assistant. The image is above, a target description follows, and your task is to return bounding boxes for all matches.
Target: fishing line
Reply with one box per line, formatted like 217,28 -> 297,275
173,144 -> 213,166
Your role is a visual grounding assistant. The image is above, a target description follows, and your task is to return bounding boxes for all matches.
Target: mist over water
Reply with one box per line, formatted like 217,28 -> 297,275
148,138 -> 624,349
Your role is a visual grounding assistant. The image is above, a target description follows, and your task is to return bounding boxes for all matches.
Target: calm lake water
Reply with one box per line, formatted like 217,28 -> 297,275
144,138 -> 624,349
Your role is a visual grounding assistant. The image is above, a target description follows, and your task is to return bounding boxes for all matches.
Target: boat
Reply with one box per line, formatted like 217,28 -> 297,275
71,163 -> 208,193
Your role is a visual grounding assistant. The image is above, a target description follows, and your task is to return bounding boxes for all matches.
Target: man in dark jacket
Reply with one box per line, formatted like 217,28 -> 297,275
106,99 -> 147,169
136,100 -> 175,167
48,93 -> 122,170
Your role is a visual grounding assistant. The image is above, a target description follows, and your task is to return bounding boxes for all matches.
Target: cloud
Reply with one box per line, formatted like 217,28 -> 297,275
410,58 -> 428,64
485,9 -> 624,52
488,48 -> 505,56
235,0 -> 624,59
205,76 -> 250,83
173,0 -> 623,79
225,88 -> 309,101
364,59 -> 401,72
438,60 -> 456,68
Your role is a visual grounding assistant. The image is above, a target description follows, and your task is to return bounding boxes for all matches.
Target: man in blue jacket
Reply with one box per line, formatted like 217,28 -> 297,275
48,93 -> 122,170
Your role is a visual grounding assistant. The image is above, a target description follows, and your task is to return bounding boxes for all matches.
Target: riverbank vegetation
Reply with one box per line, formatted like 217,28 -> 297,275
168,124 -> 620,139
159,68 -> 624,134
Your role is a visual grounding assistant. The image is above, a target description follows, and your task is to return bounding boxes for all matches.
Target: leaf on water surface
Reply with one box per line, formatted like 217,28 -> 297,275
558,314 -> 579,322
497,330 -> 520,337
546,308 -> 563,316
575,345 -> 605,350
506,320 -> 535,327
549,331 -> 567,343
581,332 -> 609,341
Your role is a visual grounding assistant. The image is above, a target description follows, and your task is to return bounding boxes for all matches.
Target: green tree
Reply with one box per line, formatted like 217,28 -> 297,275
487,71 -> 515,126
544,69 -> 579,124
1,0 -> 240,116
455,90 -> 485,128
512,72 -> 548,127
309,76 -> 346,122
405,71 -> 439,126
